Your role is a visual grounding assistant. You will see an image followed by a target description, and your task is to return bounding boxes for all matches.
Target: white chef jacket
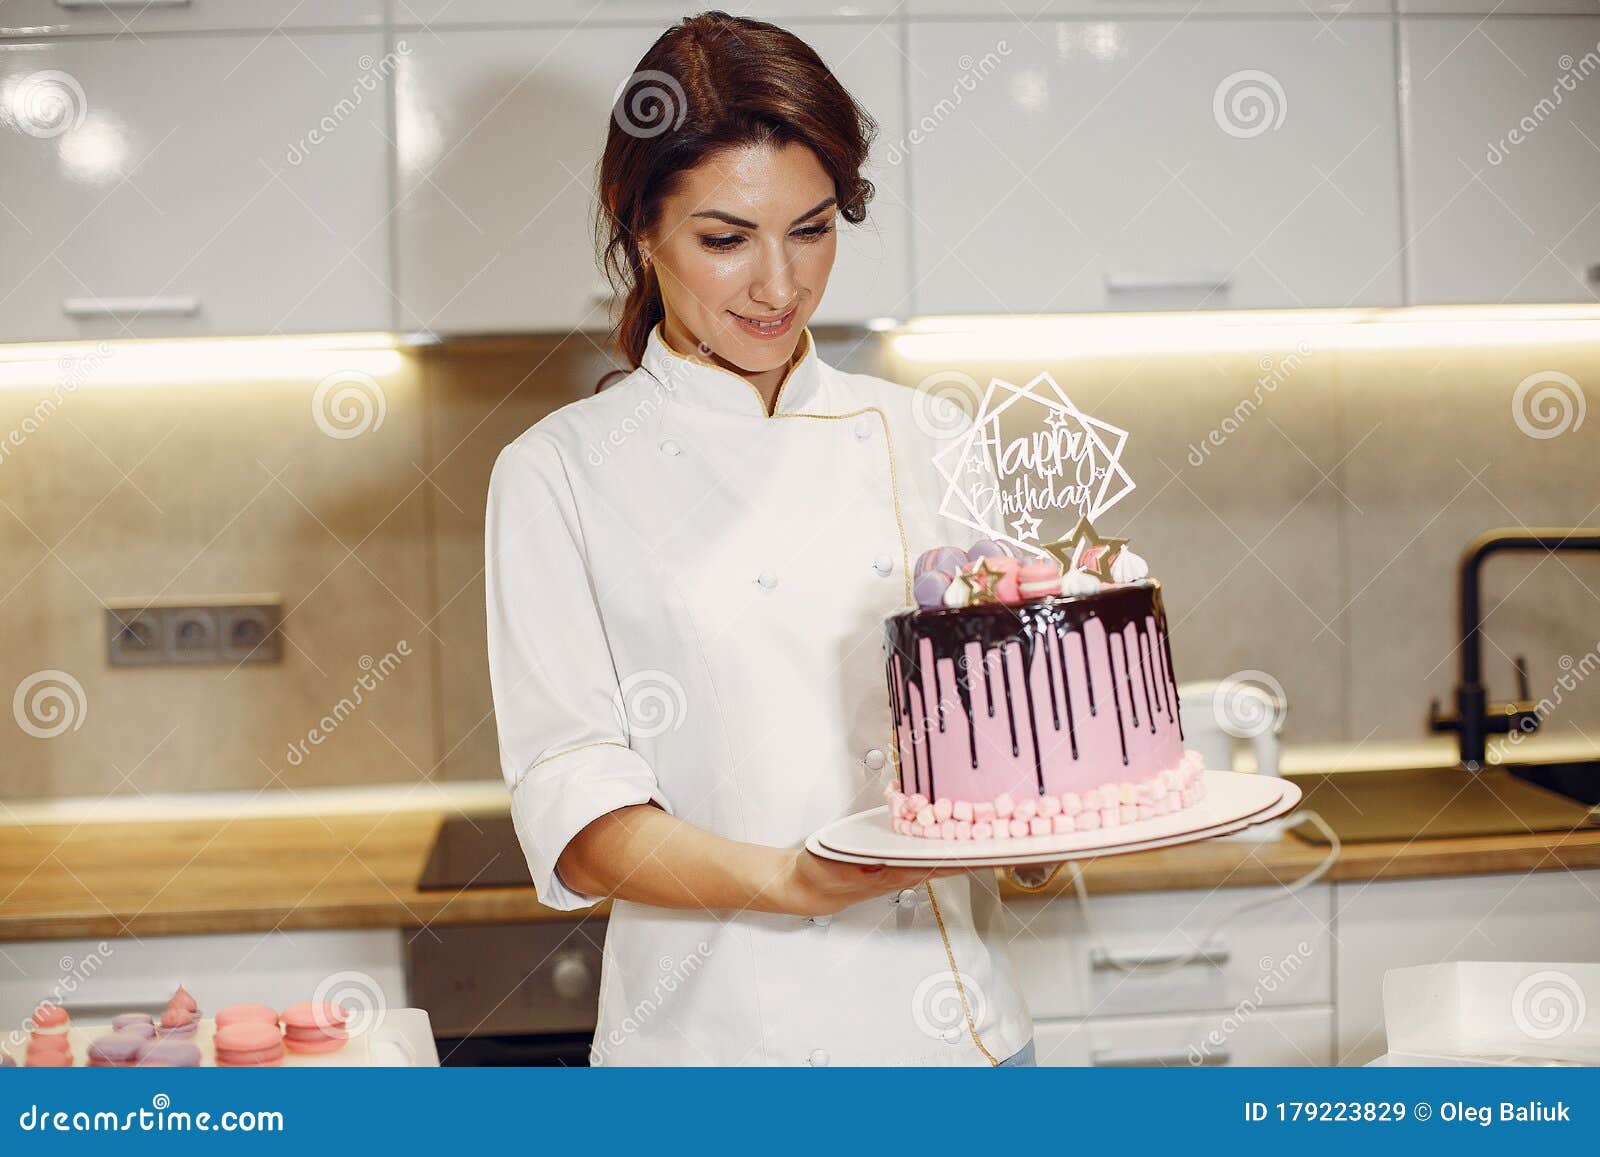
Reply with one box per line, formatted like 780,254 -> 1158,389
484,321 -> 1033,1066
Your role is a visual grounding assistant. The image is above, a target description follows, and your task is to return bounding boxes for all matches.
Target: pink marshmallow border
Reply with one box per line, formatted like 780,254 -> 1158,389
883,750 -> 1207,840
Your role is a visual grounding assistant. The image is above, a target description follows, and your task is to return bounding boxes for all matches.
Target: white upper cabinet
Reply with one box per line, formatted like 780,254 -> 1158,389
1402,16 -> 1600,305
394,22 -> 909,334
0,1 -> 381,37
906,18 -> 1404,315
0,33 -> 393,342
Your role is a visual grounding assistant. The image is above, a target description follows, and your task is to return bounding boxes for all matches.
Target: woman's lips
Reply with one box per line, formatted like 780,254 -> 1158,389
728,304 -> 796,340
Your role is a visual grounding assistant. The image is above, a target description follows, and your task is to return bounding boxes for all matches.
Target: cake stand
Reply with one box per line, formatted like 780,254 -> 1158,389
806,769 -> 1300,868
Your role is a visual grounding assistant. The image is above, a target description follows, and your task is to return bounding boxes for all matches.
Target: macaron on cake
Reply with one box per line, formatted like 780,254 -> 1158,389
212,1023 -> 285,1067
111,1012 -> 153,1032
136,1040 -> 201,1068
280,1001 -> 348,1055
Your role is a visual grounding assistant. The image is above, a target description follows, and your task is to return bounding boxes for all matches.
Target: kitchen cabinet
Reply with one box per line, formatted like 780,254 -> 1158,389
0,0 -> 381,37
912,0 -> 1388,14
1333,869 -> 1600,1065
0,32 -> 393,342
393,21 -> 910,334
906,17 -> 1404,314
0,929 -> 406,1028
1034,1005 -> 1335,1065
1007,883 -> 1333,1019
1401,16 -> 1600,305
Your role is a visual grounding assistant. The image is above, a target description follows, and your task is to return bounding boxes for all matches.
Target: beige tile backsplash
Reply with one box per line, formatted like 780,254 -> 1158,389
1,324 -> 1597,800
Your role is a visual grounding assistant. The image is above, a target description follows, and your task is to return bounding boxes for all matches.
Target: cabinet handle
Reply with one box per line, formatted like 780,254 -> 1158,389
1586,263 -> 1600,286
1103,272 -> 1233,294
62,296 -> 200,318
1089,940 -> 1229,971
54,0 -> 192,8
1091,1046 -> 1230,1067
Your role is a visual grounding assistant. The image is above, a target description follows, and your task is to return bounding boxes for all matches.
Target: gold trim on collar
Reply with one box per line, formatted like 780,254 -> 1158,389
653,322 -> 814,418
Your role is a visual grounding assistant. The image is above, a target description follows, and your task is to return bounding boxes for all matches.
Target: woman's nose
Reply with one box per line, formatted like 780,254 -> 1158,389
748,243 -> 800,311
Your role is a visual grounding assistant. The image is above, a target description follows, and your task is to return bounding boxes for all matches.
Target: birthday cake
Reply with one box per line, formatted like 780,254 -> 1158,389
882,528 -> 1205,840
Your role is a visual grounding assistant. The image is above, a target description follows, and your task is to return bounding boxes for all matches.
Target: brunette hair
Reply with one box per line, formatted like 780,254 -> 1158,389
594,10 -> 876,377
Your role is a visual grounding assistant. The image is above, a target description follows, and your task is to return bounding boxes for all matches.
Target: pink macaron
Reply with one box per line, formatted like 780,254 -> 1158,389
30,1003 -> 69,1036
215,1003 -> 280,1029
213,1022 -> 285,1067
279,1001 -> 349,1055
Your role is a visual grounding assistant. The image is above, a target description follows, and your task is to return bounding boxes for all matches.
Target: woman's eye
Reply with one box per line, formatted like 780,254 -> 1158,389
700,234 -> 743,251
793,222 -> 834,241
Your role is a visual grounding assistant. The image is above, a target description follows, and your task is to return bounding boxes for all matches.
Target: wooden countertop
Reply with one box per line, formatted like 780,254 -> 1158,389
3,804 -> 1600,942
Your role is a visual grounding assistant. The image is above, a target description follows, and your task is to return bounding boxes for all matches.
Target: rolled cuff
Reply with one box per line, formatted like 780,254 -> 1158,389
506,740 -> 670,912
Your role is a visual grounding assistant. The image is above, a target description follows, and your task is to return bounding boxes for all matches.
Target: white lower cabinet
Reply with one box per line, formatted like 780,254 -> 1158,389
0,929 -> 406,1028
1033,1006 -> 1335,1067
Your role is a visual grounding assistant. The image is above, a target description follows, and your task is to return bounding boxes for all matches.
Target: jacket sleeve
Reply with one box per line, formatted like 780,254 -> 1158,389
484,432 -> 670,911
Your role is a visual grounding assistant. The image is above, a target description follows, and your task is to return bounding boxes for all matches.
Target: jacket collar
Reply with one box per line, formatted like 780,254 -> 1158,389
640,321 -> 824,417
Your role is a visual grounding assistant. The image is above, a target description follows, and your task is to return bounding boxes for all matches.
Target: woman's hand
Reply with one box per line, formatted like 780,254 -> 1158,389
775,849 -> 969,917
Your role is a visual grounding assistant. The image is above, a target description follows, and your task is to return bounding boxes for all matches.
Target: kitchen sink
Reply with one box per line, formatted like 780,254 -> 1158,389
1285,760 -> 1600,844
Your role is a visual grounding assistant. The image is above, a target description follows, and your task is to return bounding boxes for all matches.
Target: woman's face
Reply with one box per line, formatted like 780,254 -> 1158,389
644,140 -> 837,375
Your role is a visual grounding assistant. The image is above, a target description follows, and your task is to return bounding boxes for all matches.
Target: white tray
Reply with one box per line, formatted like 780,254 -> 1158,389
3,1007 -> 440,1068
806,770 -> 1300,868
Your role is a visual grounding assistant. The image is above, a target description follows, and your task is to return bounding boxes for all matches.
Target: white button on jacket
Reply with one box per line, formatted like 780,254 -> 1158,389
485,323 -> 1032,1066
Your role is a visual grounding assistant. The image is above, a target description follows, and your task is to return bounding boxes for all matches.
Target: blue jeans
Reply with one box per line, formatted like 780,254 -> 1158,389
998,1038 -> 1036,1067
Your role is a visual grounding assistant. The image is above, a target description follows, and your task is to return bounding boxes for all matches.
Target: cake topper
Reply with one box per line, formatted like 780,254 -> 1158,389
934,370 -> 1134,560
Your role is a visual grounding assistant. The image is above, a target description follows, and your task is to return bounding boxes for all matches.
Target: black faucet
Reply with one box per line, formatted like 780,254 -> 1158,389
1429,527 -> 1600,770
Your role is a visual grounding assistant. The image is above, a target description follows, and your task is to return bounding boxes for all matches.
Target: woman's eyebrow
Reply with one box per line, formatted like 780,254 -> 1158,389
689,197 -> 838,229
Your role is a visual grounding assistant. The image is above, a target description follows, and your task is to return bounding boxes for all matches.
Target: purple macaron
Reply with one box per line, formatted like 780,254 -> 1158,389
88,1034 -> 146,1067
112,1012 -> 153,1031
135,1040 -> 200,1067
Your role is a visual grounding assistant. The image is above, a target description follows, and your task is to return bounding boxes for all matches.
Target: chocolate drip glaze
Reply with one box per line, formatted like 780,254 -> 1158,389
886,582 -> 1173,795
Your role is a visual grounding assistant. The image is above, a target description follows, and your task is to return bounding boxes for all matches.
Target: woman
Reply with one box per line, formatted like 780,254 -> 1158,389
485,10 -> 1036,1066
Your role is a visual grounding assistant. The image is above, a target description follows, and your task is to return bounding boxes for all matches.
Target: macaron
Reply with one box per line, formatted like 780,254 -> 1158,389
24,1048 -> 72,1067
30,1002 -> 69,1035
215,1003 -> 280,1029
111,1012 -> 153,1032
0,1053 -> 16,1067
109,1020 -> 156,1040
279,1001 -> 348,1055
1018,559 -> 1064,599
915,546 -> 967,578
26,1033 -> 70,1056
136,1040 -> 200,1068
87,1034 -> 146,1068
213,1023 -> 285,1067
913,569 -> 954,608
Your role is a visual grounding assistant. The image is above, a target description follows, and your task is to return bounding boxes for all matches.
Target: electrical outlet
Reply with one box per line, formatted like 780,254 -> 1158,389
106,608 -> 165,667
105,599 -> 282,667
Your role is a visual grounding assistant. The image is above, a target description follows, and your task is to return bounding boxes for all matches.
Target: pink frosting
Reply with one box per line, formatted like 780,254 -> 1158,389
886,751 -> 1206,840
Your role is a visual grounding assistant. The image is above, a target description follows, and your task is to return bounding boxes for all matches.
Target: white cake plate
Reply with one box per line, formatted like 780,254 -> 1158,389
805,770 -> 1301,868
